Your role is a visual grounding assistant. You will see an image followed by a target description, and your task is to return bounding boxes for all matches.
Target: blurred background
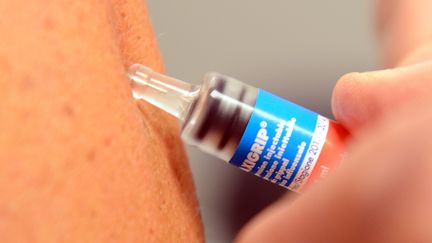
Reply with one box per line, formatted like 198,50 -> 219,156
147,1 -> 377,242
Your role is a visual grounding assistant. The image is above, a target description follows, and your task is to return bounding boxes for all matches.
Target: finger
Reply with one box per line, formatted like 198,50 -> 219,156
332,61 -> 432,131
236,100 -> 432,243
376,0 -> 432,66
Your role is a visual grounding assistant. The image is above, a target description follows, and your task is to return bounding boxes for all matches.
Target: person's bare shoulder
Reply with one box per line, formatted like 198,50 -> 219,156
0,0 -> 203,242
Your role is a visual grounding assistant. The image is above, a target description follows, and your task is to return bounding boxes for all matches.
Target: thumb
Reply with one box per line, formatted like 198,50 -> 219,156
332,61 -> 432,131
336,0 -> 432,132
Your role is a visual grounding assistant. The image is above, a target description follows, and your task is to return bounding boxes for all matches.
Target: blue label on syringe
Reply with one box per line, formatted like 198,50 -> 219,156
229,89 -> 329,191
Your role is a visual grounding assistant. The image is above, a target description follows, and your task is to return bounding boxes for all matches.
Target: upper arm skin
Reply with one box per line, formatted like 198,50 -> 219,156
0,0 -> 203,242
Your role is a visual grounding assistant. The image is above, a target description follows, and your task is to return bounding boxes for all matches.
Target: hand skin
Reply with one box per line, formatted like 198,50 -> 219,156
0,1 -> 203,242
236,0 -> 432,242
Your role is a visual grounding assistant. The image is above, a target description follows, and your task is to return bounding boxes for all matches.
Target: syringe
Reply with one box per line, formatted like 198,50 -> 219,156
128,64 -> 348,192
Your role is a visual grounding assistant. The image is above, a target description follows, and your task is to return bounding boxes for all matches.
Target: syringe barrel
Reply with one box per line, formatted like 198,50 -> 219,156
181,73 -> 348,192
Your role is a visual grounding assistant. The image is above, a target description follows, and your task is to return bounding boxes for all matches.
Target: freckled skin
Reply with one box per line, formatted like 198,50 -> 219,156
0,0 -> 203,242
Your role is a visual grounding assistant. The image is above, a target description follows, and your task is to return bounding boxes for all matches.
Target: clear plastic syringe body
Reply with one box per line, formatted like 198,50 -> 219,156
128,64 -> 348,192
